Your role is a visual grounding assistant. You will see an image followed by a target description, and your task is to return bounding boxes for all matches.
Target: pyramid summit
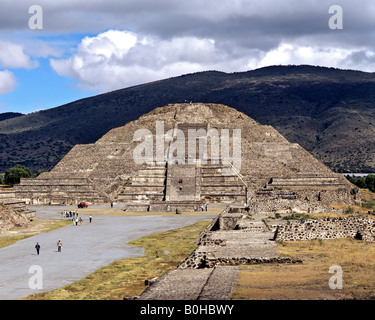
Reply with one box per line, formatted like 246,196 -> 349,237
15,103 -> 357,212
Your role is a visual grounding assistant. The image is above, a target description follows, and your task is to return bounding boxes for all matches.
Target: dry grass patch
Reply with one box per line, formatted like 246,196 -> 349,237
232,238 -> 375,300
27,219 -> 211,300
0,218 -> 71,249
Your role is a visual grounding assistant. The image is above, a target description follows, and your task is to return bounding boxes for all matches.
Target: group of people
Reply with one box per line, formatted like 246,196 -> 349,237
200,205 -> 208,211
71,214 -> 93,225
72,216 -> 83,226
34,239 -> 62,255
61,210 -> 78,218
61,210 -> 93,225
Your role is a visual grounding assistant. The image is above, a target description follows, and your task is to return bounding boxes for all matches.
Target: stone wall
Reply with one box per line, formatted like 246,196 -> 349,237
0,202 -> 35,233
218,213 -> 243,230
275,216 -> 375,242
248,198 -> 339,214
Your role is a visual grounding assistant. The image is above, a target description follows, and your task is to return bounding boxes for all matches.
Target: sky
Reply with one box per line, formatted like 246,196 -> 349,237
0,0 -> 375,114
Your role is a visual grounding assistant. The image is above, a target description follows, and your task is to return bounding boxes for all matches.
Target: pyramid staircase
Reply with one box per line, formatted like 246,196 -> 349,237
199,160 -> 247,204
117,162 -> 167,203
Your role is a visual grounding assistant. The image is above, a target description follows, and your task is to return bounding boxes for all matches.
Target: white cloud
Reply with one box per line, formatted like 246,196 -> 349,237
80,29 -> 138,59
51,28 -> 375,93
0,70 -> 16,94
2,1 -> 375,94
50,29 -> 219,91
247,43 -> 375,71
0,41 -> 37,69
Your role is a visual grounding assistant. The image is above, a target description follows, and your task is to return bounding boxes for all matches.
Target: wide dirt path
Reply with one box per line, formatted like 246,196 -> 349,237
0,206 -> 214,300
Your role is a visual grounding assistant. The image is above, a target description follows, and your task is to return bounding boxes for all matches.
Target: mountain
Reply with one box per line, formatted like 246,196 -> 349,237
0,65 -> 374,173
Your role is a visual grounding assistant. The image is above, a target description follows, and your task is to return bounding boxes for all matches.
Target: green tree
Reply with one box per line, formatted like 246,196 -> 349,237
356,177 -> 367,189
4,165 -> 32,186
365,174 -> 375,193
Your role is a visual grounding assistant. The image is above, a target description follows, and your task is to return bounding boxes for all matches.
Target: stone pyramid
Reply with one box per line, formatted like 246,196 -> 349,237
15,103 -> 356,211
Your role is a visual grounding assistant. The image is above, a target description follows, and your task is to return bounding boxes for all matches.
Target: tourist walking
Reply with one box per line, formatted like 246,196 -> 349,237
57,239 -> 62,252
35,242 -> 40,255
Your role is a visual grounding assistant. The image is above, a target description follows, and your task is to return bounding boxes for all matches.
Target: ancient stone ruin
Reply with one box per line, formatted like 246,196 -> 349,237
0,190 -> 35,233
14,103 -> 357,212
133,209 -> 375,300
178,212 -> 302,270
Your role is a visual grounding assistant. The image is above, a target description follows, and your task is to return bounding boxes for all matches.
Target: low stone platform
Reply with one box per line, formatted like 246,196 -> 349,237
132,211 -> 301,300
137,268 -> 213,300
122,200 -> 206,212
180,219 -> 299,269
137,266 -> 239,300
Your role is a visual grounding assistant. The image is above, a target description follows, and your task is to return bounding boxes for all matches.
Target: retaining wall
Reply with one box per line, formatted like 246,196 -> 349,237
275,216 -> 375,242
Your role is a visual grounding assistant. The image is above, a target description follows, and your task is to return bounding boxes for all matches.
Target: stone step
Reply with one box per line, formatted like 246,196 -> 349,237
132,175 -> 166,179
201,192 -> 246,196
118,194 -> 164,201
138,169 -> 166,175
201,184 -> 244,188
270,177 -> 342,186
127,182 -> 165,187
120,186 -> 165,193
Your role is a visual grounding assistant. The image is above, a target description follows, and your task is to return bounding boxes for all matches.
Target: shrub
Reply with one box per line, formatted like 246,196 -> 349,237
346,174 -> 375,193
344,206 -> 354,214
282,212 -> 311,221
365,174 -> 375,193
4,165 -> 32,186
362,200 -> 375,210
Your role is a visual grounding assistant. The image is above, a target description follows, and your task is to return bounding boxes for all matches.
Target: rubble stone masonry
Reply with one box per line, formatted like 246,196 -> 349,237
275,216 -> 375,242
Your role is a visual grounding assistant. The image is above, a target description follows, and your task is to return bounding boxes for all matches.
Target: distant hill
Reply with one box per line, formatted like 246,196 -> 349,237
0,65 -> 374,173
0,112 -> 23,122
